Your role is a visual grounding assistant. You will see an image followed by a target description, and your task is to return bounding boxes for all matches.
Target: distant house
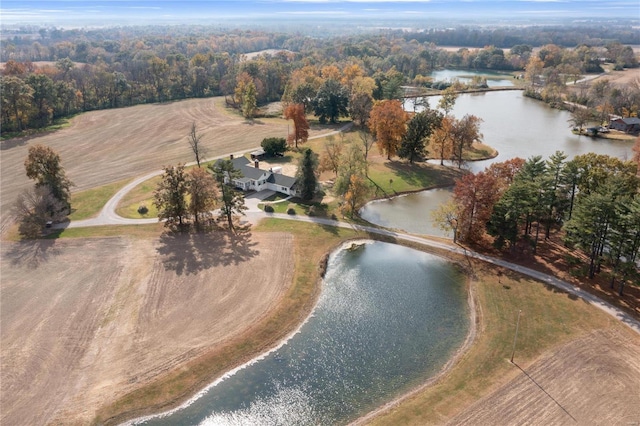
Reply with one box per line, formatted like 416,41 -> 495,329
609,117 -> 640,133
216,156 -> 297,196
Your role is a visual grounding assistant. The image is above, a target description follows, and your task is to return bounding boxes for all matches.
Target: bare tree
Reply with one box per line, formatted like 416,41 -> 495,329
187,122 -> 207,167
358,130 -> 375,177
14,186 -> 67,238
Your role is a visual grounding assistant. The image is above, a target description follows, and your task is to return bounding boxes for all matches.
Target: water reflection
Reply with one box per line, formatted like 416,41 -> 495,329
363,91 -> 633,236
429,69 -> 514,87
139,242 -> 468,425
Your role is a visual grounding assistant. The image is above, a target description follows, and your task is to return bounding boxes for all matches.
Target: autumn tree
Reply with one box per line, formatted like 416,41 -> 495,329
451,114 -> 483,169
14,186 -> 68,238
312,79 -> 349,124
235,72 -> 257,119
438,87 -> 458,116
284,103 -> 309,149
210,159 -> 247,232
335,143 -> 367,198
349,92 -> 374,128
296,148 -> 319,200
342,173 -> 371,218
242,80 -> 258,119
453,170 -> 501,242
288,83 -> 316,113
368,99 -> 409,160
187,167 -> 217,229
24,144 -> 72,215
319,136 -> 343,177
429,116 -> 454,166
154,164 -> 189,228
25,74 -> 56,127
1,76 -> 34,132
432,200 -> 460,243
568,107 -> 592,134
398,108 -> 443,163
358,130 -> 376,176
187,122 -> 207,167
525,55 -> 544,88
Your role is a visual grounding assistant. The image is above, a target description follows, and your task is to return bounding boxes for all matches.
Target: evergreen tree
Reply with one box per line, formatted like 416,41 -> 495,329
296,148 -> 319,200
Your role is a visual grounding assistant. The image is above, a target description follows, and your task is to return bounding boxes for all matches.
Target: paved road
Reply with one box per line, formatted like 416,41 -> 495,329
56,129 -> 640,336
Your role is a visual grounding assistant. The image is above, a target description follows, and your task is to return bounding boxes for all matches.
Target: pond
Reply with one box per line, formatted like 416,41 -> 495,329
430,69 -> 515,87
136,242 -> 469,425
361,90 -> 634,237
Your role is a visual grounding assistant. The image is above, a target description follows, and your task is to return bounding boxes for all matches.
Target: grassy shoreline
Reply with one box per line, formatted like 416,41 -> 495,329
93,221 -> 364,425
89,219 -> 627,425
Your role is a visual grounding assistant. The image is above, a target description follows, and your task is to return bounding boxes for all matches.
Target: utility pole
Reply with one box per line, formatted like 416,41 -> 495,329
510,310 -> 522,363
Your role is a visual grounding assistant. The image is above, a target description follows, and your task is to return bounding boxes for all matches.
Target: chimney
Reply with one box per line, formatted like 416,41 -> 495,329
230,154 -> 234,160
254,160 -> 259,168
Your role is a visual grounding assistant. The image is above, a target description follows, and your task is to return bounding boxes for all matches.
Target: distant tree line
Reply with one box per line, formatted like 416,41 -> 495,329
2,25 -> 638,134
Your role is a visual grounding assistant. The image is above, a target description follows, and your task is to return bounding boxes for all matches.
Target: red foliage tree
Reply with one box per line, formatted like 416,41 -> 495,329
284,103 -> 309,149
453,171 -> 501,242
368,99 -> 408,160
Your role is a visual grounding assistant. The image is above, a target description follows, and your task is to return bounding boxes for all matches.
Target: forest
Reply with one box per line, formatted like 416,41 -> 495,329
2,24 -> 639,134
440,150 -> 640,296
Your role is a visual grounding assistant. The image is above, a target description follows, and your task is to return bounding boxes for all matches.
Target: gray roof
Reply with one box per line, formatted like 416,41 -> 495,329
616,117 -> 640,125
216,156 -> 296,189
239,165 -> 268,180
267,173 -> 297,188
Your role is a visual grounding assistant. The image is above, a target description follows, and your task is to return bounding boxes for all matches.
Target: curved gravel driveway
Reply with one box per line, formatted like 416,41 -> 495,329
57,130 -> 640,336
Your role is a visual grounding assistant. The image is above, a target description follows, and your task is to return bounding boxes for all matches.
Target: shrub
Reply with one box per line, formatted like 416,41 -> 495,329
264,204 -> 275,213
261,137 -> 287,157
137,204 -> 149,215
287,207 -> 296,215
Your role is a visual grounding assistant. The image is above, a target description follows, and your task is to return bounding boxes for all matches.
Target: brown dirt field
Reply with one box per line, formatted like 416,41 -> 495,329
593,67 -> 640,87
447,327 -> 640,425
1,97 -> 335,234
0,231 -> 294,425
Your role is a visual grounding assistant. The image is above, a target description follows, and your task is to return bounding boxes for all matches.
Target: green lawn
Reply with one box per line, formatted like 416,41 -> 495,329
115,175 -> 162,219
69,178 -> 132,220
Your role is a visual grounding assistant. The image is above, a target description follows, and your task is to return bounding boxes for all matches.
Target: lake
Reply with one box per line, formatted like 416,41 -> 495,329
361,90 -> 634,237
136,242 -> 468,425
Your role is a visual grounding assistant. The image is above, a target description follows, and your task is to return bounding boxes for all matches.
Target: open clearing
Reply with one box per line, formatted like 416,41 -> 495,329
447,328 -> 640,425
0,231 -> 293,425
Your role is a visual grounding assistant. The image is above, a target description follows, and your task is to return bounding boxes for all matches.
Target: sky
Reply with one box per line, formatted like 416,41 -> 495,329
1,0 -> 639,28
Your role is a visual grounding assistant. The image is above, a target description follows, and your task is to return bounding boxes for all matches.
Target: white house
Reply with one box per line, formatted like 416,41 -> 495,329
216,156 -> 298,196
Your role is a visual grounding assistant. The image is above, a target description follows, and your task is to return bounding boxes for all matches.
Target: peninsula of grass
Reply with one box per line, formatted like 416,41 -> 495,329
115,175 -> 162,218
93,219 -> 363,425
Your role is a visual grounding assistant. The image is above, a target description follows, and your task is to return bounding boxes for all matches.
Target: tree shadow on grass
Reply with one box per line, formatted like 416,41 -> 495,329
156,227 -> 259,275
384,161 -> 461,189
6,239 -> 61,268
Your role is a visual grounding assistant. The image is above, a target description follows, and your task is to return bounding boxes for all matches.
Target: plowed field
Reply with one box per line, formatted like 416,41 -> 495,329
447,328 -> 640,425
0,232 -> 294,425
0,98 -> 293,232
